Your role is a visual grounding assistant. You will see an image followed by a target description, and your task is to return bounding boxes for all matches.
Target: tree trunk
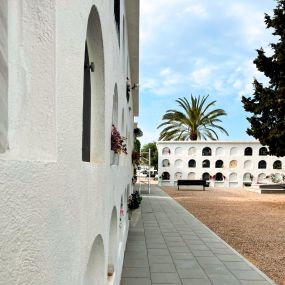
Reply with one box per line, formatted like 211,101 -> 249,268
190,132 -> 197,140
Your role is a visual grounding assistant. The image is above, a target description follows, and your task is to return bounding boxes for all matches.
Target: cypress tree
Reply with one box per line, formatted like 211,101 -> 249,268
242,0 -> 285,156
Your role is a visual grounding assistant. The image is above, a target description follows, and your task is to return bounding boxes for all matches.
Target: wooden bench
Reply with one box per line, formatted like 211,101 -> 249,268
177,179 -> 208,191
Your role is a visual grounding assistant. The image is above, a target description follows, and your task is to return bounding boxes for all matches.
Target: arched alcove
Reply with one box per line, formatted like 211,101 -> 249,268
243,172 -> 253,182
216,147 -> 224,156
273,160 -> 282,169
162,147 -> 170,155
244,147 -> 253,156
215,172 -> 224,181
161,172 -> 170,180
188,159 -> 196,168
259,147 -> 268,156
0,0 -> 8,153
112,85 -> 118,127
244,160 -> 253,170
215,160 -> 223,168
108,207 -> 118,277
174,159 -> 183,168
258,160 -> 267,169
83,6 -> 105,163
202,172 -> 210,180
162,159 -> 170,167
202,159 -> 210,168
202,147 -> 212,156
83,235 -> 105,285
229,160 -> 237,169
257,173 -> 266,183
175,147 -> 183,155
230,147 -> 238,156
229,173 -> 237,182
174,172 -> 182,180
188,172 -> 195,179
188,147 -> 196,155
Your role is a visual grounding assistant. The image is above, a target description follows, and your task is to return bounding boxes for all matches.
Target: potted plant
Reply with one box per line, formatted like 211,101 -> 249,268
110,124 -> 127,165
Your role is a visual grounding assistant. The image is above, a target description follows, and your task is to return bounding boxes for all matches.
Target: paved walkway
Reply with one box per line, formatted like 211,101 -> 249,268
121,186 -> 275,285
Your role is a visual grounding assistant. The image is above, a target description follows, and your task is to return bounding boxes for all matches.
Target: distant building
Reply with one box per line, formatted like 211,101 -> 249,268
157,141 -> 285,188
0,1 -> 139,284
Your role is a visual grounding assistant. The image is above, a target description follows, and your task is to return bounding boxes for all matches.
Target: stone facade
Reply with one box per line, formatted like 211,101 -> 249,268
0,1 -> 139,284
157,141 -> 285,188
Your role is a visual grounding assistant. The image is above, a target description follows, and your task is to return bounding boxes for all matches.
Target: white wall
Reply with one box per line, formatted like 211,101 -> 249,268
157,141 -> 285,188
0,1 -> 139,284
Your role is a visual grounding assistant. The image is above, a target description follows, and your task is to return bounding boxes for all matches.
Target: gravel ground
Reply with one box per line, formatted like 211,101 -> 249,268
162,186 -> 285,285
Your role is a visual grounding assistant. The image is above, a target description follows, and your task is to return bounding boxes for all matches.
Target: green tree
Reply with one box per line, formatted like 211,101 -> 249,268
157,95 -> 228,141
141,142 -> 158,169
242,0 -> 285,157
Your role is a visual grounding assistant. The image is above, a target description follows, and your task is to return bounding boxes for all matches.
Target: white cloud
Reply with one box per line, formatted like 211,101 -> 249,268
181,3 -> 208,18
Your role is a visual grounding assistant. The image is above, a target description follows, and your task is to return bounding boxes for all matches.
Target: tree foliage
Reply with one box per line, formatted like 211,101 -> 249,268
157,95 -> 228,141
242,0 -> 285,156
141,142 -> 158,169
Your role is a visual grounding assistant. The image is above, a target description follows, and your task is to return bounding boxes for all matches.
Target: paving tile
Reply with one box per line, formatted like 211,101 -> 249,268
232,270 -> 265,281
177,268 -> 207,279
148,248 -> 170,256
196,256 -> 223,265
120,277 -> 151,285
170,252 -> 195,260
122,267 -> 150,278
181,279 -> 212,285
168,246 -> 190,253
150,263 -> 176,273
225,261 -> 252,271
240,281 -> 272,285
216,254 -> 243,262
208,274 -> 241,285
151,273 -> 181,284
149,255 -> 173,264
147,243 -> 168,249
191,250 -> 215,257
123,259 -> 149,268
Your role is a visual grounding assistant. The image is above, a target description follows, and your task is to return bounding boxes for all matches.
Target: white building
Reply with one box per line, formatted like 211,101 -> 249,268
157,141 -> 285,188
0,1 -> 139,284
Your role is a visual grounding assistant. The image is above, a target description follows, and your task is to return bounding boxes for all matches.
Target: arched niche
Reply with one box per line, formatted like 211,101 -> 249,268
162,147 -> 170,155
243,172 -> 253,182
244,147 -> 253,156
188,159 -> 196,168
162,159 -> 170,167
174,159 -> 183,168
188,172 -> 195,179
83,6 -> 105,163
174,172 -> 182,180
257,173 -> 266,183
229,173 -> 237,182
121,109 -> 125,135
175,147 -> 183,155
215,160 -> 223,168
161,172 -> 170,180
216,147 -> 224,156
202,147 -> 212,156
259,147 -> 268,156
229,160 -> 237,169
83,235 -> 105,285
230,147 -> 238,156
0,0 -> 8,153
215,172 -> 224,181
188,147 -> 196,155
244,160 -> 253,170
258,160 -> 267,169
202,172 -> 210,180
273,160 -> 282,170
112,84 -> 118,127
202,159 -> 210,168
108,207 -> 118,277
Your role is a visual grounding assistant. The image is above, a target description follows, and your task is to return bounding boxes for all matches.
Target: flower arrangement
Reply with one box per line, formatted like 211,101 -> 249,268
128,191 -> 142,210
111,124 -> 127,154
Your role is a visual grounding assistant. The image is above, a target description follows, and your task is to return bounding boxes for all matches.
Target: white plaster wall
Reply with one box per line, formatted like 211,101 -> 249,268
0,0 -> 8,153
157,141 -> 285,188
0,0 -> 137,284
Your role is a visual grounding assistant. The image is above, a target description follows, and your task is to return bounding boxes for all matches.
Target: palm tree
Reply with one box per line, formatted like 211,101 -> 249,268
157,95 -> 229,141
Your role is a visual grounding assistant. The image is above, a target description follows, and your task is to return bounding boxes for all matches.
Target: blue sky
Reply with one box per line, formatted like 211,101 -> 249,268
136,0 -> 276,145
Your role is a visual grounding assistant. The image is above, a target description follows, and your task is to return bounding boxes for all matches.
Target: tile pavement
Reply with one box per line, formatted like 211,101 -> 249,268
120,186 -> 276,285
